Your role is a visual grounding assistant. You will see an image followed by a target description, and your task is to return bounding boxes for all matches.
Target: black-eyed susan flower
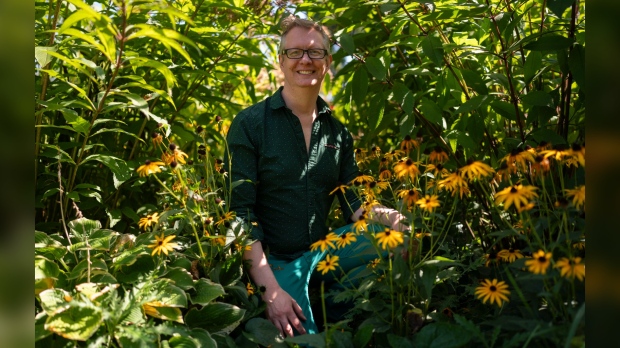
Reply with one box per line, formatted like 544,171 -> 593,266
425,163 -> 449,178
531,155 -> 551,178
316,254 -> 339,275
502,148 -> 535,174
485,251 -> 501,267
375,228 -> 404,249
379,169 -> 392,180
555,257 -> 585,281
525,250 -> 553,275
438,172 -> 470,198
370,146 -> 382,158
335,232 -> 357,249
368,258 -> 380,268
394,158 -> 420,181
565,185 -> 585,210
351,174 -> 374,186
148,233 -> 179,256
540,144 -> 571,162
162,146 -> 189,165
569,143 -> 585,167
415,194 -> 441,213
137,160 -> 166,177
310,232 -> 338,252
498,248 -> 524,263
459,159 -> 495,182
151,132 -> 163,147
138,212 -> 160,230
398,189 -> 420,208
428,146 -> 449,164
384,149 -> 405,162
352,214 -> 368,233
214,211 -> 235,228
475,279 -> 510,307
374,181 -> 390,192
329,184 -> 349,195
400,135 -> 419,153
354,148 -> 369,165
494,184 -> 539,211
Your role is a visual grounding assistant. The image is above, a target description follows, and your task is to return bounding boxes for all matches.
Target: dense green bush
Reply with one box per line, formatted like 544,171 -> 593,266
35,0 -> 584,346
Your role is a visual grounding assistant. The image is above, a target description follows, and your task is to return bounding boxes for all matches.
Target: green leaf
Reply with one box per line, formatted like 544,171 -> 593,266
413,322 -> 472,348
164,268 -> 194,290
418,98 -> 443,126
365,56 -> 386,81
421,36 -> 444,67
60,109 -> 90,134
353,323 -> 374,348
568,44 -> 585,90
388,334 -> 412,348
284,334 -> 326,348
185,302 -> 246,334
145,306 -> 184,323
82,154 -> 132,188
524,51 -> 542,85
367,92 -> 386,131
243,318 -> 288,348
68,218 -> 101,237
351,68 -> 369,108
189,328 -> 217,348
521,91 -> 554,107
190,278 -> 226,306
339,33 -> 355,54
491,100 -> 517,121
461,69 -> 488,95
455,95 -> 491,115
35,46 -> 57,67
106,209 -> 122,228
547,0 -> 575,17
524,35 -> 574,51
45,303 -> 103,341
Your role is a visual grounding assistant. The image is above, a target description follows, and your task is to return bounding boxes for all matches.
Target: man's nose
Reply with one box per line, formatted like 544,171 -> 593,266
299,51 -> 313,62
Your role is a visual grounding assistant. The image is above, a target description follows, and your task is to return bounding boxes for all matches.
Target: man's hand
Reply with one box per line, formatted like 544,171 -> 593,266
263,286 -> 307,337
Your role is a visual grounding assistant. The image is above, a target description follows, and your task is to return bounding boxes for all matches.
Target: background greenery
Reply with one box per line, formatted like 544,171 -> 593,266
35,0 -> 585,346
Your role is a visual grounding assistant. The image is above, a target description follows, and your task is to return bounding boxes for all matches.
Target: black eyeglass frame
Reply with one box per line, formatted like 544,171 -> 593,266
280,48 -> 329,59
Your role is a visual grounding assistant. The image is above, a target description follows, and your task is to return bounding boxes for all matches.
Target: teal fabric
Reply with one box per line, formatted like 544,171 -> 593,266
226,87 -> 362,260
267,223 -> 386,334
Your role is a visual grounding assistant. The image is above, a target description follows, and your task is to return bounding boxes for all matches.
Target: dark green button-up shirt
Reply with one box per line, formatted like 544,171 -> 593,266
226,87 -> 361,260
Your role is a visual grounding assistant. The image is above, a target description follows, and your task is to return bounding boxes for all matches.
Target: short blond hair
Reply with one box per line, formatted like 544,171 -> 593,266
279,15 -> 331,54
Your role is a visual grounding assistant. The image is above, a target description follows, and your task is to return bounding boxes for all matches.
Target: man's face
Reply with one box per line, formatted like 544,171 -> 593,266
279,26 -> 332,89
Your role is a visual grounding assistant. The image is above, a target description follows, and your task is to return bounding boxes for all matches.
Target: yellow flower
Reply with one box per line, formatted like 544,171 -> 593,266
531,155 -> 551,178
384,149 -> 405,162
502,148 -> 535,174
398,189 -> 420,208
394,158 -> 420,181
415,195 -> 441,213
350,174 -> 374,186
161,148 -> 189,165
214,211 -> 235,228
137,160 -> 166,177
437,172 -> 470,198
475,279 -> 510,307
335,232 -> 357,249
246,282 -> 255,296
498,248 -> 524,263
310,233 -> 338,252
459,160 -> 495,182
485,251 -> 501,267
400,135 -> 419,153
148,233 -> 179,256
329,184 -> 349,195
494,184 -> 539,211
375,228 -> 404,249
316,254 -> 340,275
565,185 -> 585,210
555,257 -> 585,281
428,146 -> 449,164
525,250 -> 552,275
379,169 -> 392,180
138,212 -> 160,230
151,132 -> 163,147
540,145 -> 571,162
425,163 -> 448,178
368,258 -> 381,268
568,143 -> 585,167
370,146 -> 382,158
352,215 -> 368,234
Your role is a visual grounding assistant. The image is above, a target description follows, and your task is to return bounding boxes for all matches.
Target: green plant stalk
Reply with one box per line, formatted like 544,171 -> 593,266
502,265 -> 535,317
321,281 -> 329,333
173,168 -> 206,260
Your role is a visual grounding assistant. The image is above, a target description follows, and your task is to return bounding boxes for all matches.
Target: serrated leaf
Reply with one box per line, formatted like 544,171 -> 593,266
339,33 -> 355,54
190,278 -> 226,306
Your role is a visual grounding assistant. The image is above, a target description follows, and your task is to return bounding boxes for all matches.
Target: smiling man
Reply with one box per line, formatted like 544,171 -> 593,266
226,15 -> 408,337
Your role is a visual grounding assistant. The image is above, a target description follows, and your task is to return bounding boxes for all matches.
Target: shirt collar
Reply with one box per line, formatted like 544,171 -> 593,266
270,86 -> 332,116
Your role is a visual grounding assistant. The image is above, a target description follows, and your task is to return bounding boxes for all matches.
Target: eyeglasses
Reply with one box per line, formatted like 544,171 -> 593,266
281,48 -> 329,59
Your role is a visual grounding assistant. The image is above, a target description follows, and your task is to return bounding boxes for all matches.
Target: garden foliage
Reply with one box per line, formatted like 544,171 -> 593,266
35,0 -> 585,347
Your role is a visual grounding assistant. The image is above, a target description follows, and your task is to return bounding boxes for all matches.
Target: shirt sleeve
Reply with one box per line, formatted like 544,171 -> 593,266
225,111 -> 264,243
336,125 -> 362,222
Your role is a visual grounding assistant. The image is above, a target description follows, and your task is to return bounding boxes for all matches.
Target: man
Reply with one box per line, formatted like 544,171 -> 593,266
227,16 -> 408,337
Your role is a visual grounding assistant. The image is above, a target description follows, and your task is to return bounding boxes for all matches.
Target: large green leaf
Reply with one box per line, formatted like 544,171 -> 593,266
45,303 -> 103,341
421,36 -> 444,67
365,57 -> 386,81
351,68 -> 369,108
185,302 -> 245,334
190,278 -> 226,306
413,322 -> 472,348
242,318 -> 288,348
524,34 -> 574,51
81,154 -> 132,188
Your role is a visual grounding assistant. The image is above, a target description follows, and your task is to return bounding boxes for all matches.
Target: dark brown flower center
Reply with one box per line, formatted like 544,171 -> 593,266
538,256 -> 547,262
510,187 -> 518,193
490,285 -> 497,291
